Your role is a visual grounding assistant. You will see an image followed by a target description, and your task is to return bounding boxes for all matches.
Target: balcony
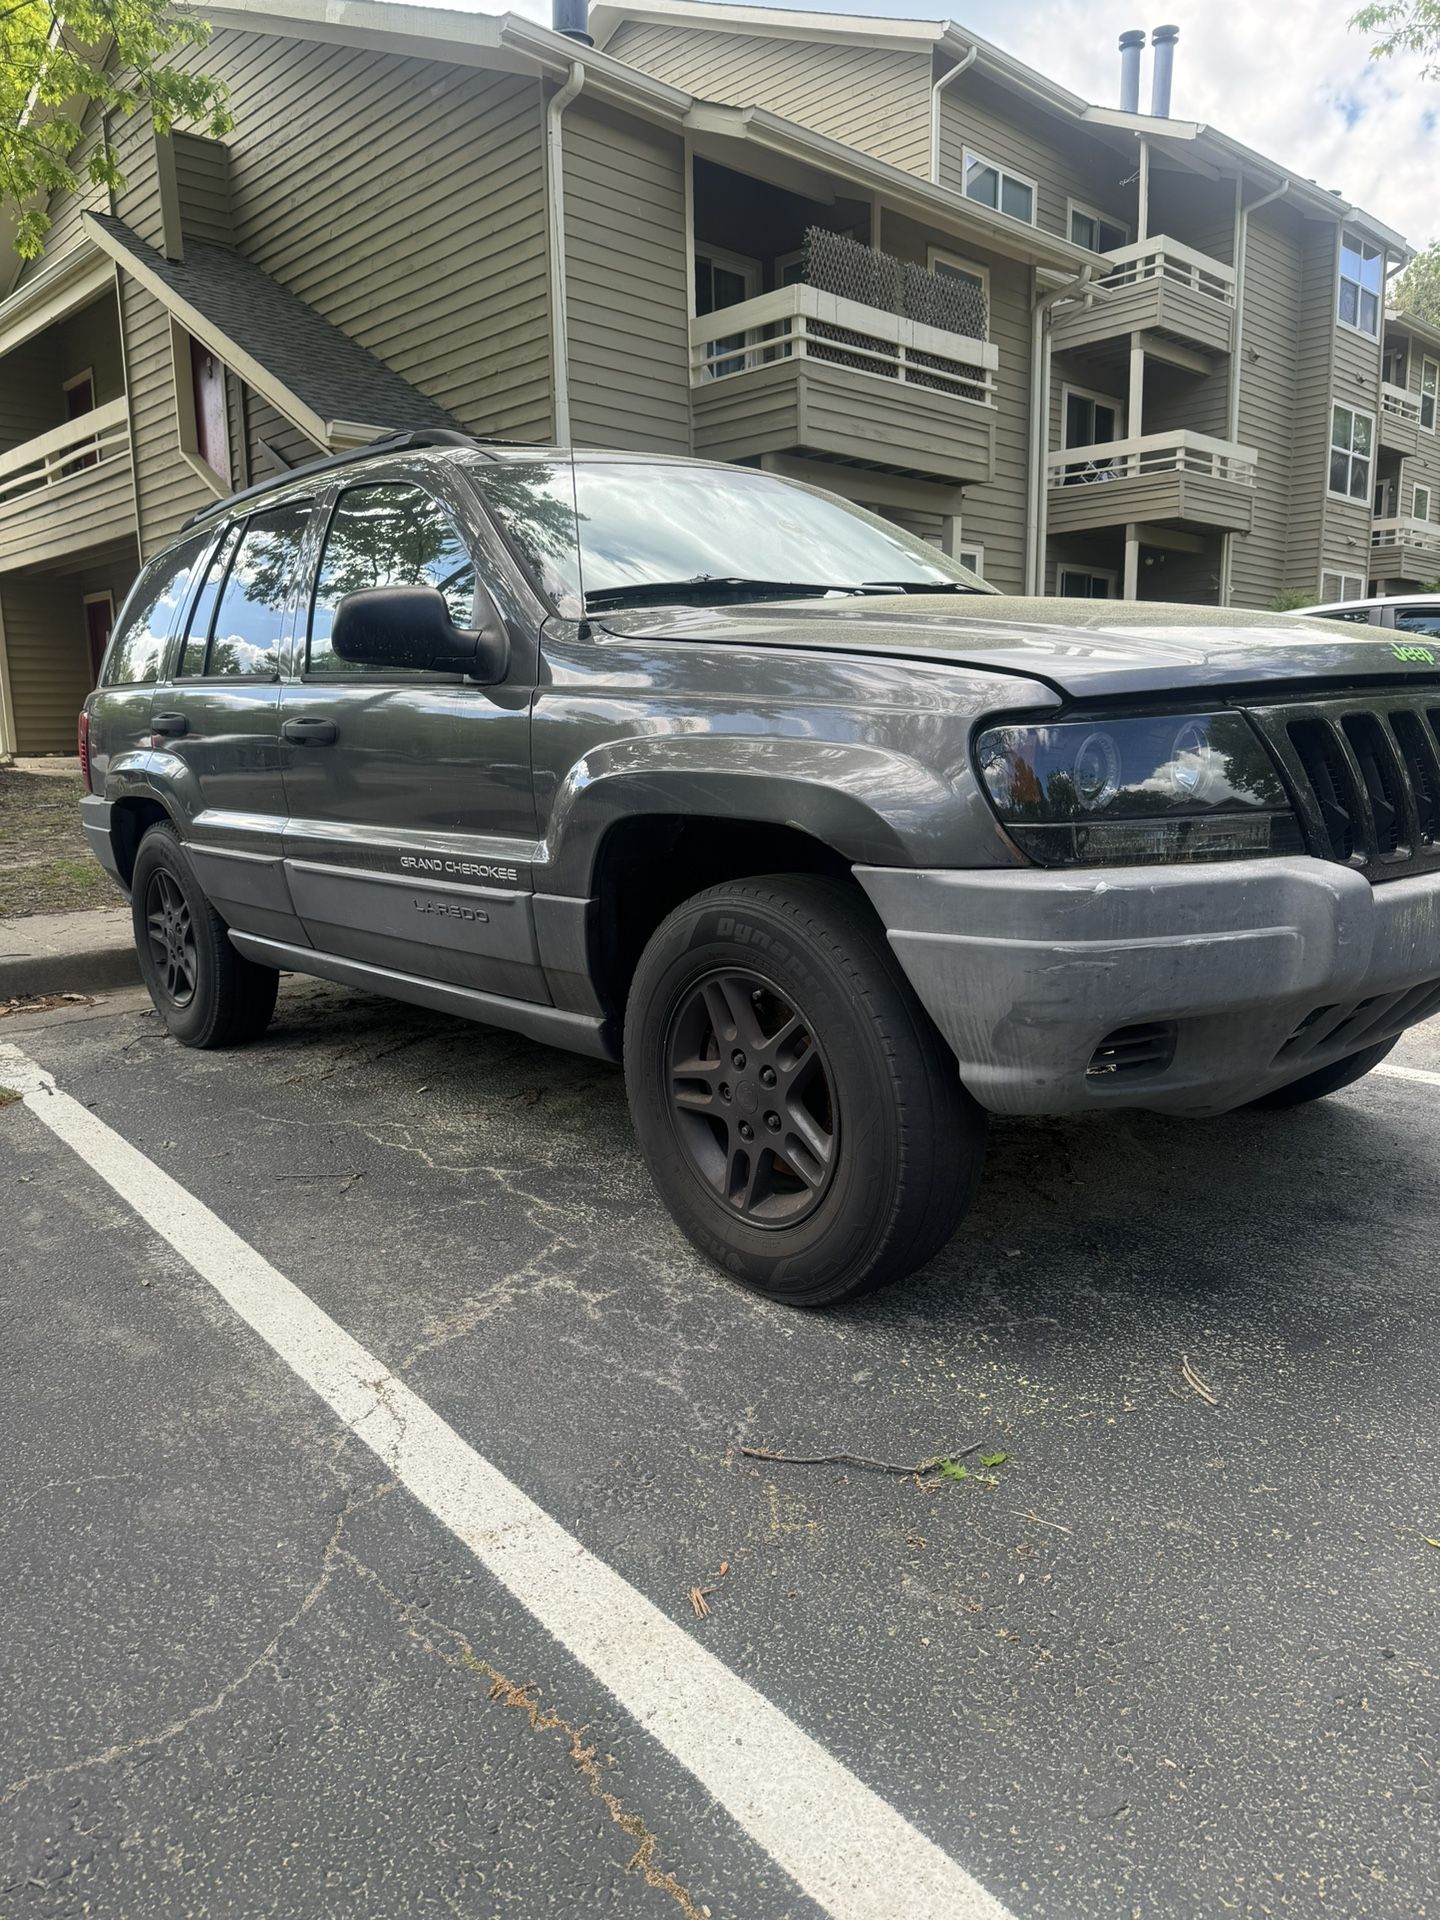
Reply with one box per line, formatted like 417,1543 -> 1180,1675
1051,236 -> 1237,360
1371,514 -> 1440,584
1380,381 -> 1423,457
1046,430 -> 1258,536
689,283 -> 999,486
0,398 -> 134,572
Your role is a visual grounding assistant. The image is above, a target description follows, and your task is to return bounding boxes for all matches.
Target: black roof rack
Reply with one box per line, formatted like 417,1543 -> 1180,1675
179,428 -> 497,531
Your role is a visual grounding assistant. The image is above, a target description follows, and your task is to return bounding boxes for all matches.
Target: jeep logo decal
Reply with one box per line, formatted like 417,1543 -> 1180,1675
1392,643 -> 1436,665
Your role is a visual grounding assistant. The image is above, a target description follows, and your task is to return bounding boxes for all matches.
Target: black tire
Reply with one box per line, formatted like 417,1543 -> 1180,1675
623,874 -> 985,1306
131,823 -> 278,1049
1248,1036 -> 1399,1110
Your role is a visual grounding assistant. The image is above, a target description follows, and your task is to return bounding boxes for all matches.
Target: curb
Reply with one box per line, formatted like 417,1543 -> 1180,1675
0,914 -> 140,1001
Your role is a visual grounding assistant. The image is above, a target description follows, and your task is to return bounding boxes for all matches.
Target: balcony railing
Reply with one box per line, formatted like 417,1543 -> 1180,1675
1047,430 -> 1257,490
689,284 -> 998,407
1381,382 -> 1422,424
1372,515 -> 1440,560
1097,235 -> 1236,307
0,396 -> 130,515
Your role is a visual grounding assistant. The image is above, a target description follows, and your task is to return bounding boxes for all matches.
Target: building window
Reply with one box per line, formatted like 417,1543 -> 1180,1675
1068,202 -> 1128,254
1415,484 -> 1432,523
957,543 -> 984,579
1058,566 -> 1117,599
928,248 -> 989,303
1337,231 -> 1383,337
1329,404 -> 1374,501
1320,569 -> 1367,603
963,149 -> 1036,226
1382,340 -> 1409,388
1422,358 -> 1439,432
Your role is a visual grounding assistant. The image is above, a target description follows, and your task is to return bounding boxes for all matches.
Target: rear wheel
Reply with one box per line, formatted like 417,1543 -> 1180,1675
131,824 -> 278,1048
1248,1037 -> 1399,1110
624,875 -> 985,1306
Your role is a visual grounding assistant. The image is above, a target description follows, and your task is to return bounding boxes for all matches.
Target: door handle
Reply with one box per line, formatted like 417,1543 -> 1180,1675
151,712 -> 188,738
281,717 -> 337,745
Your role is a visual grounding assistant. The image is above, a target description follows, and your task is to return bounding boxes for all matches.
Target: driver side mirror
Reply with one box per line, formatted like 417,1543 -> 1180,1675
330,582 -> 510,683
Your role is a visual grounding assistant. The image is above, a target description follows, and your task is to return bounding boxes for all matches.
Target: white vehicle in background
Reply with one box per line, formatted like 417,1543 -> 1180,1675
1304,593 -> 1440,639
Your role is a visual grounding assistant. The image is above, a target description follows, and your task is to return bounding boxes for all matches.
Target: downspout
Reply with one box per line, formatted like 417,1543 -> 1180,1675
1026,267 -> 1095,595
930,44 -> 977,183
1220,176 -> 1288,603
546,61 -> 586,446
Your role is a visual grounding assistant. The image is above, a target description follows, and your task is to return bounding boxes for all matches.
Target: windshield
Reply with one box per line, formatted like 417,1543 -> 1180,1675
468,458 -> 992,617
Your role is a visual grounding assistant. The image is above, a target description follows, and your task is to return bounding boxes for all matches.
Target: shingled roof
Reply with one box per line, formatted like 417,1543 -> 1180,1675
83,212 -> 457,447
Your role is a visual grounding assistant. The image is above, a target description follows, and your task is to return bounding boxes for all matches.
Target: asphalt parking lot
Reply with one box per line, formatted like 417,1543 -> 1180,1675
2,977 -> 1436,1920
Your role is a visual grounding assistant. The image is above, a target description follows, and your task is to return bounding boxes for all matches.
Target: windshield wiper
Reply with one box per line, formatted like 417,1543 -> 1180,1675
858,579 -> 986,595
584,576 -> 863,612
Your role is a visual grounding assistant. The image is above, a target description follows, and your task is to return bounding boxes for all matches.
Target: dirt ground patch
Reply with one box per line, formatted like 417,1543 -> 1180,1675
0,767 -> 107,917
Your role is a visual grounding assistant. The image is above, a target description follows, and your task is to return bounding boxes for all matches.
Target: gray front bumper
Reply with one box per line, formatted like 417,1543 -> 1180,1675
856,857 -> 1440,1115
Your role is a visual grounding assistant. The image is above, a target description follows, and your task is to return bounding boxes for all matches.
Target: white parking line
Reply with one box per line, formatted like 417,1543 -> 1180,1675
1376,1062 -> 1440,1088
0,1042 -> 1015,1920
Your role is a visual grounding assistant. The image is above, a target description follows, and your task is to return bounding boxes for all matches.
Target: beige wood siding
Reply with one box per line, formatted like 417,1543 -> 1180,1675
562,101 -> 691,453
14,102 -> 108,287
0,333 -> 63,452
1326,240 -> 1384,581
173,134 -> 234,247
605,22 -> 933,175
1229,207 -> 1303,609
1289,225 -> 1338,594
938,73 -> 1136,242
115,275 -> 216,554
0,572 -> 94,752
0,452 -> 135,573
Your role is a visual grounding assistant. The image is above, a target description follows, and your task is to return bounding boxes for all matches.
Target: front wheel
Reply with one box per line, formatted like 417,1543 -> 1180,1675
131,823 -> 278,1048
624,875 -> 986,1306
1247,1037 -> 1399,1110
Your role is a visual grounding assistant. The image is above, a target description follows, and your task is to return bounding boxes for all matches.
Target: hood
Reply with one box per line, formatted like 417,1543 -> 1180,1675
596,596 -> 1440,702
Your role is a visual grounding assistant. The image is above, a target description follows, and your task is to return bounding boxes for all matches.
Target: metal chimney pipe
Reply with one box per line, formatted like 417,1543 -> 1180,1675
1150,24 -> 1179,118
1118,30 -> 1145,114
553,0 -> 592,44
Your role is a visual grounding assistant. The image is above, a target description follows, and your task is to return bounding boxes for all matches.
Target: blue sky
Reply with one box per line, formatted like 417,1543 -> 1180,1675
476,0 -> 1438,247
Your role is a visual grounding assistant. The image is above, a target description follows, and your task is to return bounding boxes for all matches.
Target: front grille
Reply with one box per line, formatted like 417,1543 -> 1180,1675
1249,693 -> 1440,880
1275,976 -> 1440,1065
1087,1021 -> 1177,1079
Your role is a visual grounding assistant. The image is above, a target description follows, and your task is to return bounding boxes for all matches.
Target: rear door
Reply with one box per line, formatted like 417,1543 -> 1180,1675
278,469 -> 542,1001
155,499 -> 312,944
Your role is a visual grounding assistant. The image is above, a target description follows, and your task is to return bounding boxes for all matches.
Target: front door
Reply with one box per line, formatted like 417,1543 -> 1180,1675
155,499 -> 312,945
278,474 -> 542,1002
83,594 -> 113,684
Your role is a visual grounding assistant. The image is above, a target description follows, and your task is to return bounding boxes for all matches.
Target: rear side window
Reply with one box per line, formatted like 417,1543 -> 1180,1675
203,503 -> 311,679
307,482 -> 475,674
1395,608 -> 1440,637
100,532 -> 210,687
177,525 -> 241,678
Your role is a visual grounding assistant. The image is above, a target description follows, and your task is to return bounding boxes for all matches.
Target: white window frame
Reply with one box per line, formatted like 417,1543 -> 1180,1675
1337,229 -> 1384,340
1422,357 -> 1439,434
962,147 -> 1037,227
957,542 -> 984,578
927,246 -> 990,303
1066,199 -> 1131,256
1415,483 -> 1433,523
1328,401 -> 1376,503
1061,382 -> 1127,448
1382,339 -> 1409,388
694,249 -> 762,379
1319,569 -> 1368,604
1058,565 -> 1119,599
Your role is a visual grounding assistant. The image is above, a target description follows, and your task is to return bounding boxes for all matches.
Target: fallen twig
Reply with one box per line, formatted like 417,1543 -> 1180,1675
738,1441 -> 984,1476
688,1587 -> 712,1618
1180,1354 -> 1219,1406
1010,1508 -> 1073,1536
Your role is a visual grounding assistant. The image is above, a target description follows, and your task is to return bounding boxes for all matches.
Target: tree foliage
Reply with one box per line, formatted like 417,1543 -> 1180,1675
1352,1 -> 1440,77
1,0 -> 230,259
1391,241 -> 1440,326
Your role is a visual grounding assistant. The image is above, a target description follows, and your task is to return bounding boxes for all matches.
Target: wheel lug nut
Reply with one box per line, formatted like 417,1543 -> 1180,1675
720,1083 -> 731,1101
732,1050 -> 746,1070
760,1066 -> 776,1087
738,1121 -> 754,1141
765,1111 -> 781,1131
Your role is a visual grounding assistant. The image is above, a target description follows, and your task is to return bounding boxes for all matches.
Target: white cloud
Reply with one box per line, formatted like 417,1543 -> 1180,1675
938,0 -> 1438,247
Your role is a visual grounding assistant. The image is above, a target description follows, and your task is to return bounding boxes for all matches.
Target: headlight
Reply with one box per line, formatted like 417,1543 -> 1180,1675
974,712 -> 1303,867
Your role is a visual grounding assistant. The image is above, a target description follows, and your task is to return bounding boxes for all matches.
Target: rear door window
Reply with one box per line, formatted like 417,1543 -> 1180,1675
99,532 -> 211,687
177,525 -> 241,678
1394,608 -> 1440,637
202,503 -> 311,679
307,482 -> 475,674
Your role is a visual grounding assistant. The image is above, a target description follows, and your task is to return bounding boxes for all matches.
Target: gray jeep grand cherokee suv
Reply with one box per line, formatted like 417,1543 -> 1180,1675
80,430 -> 1440,1304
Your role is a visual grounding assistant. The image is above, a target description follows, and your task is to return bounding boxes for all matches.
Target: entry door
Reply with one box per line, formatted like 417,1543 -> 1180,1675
83,594 -> 113,684
695,252 -> 760,378
278,477 -> 542,1003
156,501 -> 312,945
1064,391 -> 1123,483
1375,474 -> 1398,519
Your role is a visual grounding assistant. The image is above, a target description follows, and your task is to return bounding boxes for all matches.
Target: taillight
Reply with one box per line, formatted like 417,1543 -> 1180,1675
78,708 -> 92,793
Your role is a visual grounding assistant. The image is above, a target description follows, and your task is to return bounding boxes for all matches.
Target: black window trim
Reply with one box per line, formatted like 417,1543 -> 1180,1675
299,473 -> 482,686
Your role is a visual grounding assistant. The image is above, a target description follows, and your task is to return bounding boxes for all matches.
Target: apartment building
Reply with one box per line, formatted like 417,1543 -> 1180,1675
0,0 -> 1419,754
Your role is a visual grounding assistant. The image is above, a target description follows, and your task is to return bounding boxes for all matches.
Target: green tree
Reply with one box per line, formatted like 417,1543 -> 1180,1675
1,0 -> 230,260
1352,1 -> 1440,77
1391,241 -> 1440,326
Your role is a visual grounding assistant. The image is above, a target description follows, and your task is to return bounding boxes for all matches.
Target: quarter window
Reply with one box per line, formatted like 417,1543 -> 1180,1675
308,483 -> 475,674
1395,607 -> 1440,635
177,525 -> 240,678
963,150 -> 1036,225
205,503 -> 311,679
100,532 -> 211,687
1328,405 -> 1374,501
1422,358 -> 1439,432
1338,231 -> 1383,336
